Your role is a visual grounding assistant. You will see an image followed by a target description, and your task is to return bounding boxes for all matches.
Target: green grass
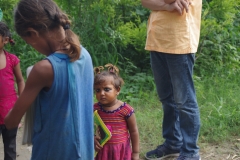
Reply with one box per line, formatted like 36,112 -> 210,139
124,71 -> 240,158
195,72 -> 240,142
132,93 -> 164,158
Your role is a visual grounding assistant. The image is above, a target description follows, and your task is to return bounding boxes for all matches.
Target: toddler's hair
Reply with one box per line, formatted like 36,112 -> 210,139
14,0 -> 80,61
0,22 -> 15,45
94,64 -> 124,89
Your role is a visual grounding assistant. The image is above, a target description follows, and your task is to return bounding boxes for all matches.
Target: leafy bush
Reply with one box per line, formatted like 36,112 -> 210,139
195,0 -> 240,76
1,0 -> 240,153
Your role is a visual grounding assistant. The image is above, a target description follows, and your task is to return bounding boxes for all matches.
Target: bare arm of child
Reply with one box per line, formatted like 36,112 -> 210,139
13,63 -> 25,95
4,59 -> 53,129
127,113 -> 139,160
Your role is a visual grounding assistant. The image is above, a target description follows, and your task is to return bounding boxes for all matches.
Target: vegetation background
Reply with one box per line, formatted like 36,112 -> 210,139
0,0 -> 239,158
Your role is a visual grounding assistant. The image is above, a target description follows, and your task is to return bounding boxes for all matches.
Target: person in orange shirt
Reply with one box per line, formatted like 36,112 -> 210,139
141,0 -> 202,160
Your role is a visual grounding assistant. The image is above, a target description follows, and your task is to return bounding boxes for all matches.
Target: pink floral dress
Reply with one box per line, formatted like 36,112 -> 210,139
0,50 -> 19,124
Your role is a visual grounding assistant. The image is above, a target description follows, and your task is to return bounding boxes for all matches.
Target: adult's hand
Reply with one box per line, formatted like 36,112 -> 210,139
141,0 -> 170,11
141,0 -> 191,14
168,0 -> 191,15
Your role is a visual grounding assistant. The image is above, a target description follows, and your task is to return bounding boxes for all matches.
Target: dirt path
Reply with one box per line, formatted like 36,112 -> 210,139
0,124 -> 239,160
161,140 -> 240,160
0,125 -> 31,160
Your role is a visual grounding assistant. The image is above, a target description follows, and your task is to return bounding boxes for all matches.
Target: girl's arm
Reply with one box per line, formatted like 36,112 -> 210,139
5,59 -> 53,129
127,113 -> 139,160
14,63 -> 25,95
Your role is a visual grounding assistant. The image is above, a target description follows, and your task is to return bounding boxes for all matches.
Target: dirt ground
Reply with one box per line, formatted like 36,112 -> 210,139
0,124 -> 239,160
161,140 -> 240,160
0,125 -> 31,160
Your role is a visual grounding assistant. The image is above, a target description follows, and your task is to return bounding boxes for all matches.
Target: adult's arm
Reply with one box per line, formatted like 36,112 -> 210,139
164,0 -> 176,4
141,0 -> 191,15
141,0 -> 170,11
4,59 -> 53,129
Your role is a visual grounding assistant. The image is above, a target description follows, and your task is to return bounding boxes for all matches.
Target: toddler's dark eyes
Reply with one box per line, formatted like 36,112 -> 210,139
94,88 -> 111,92
104,88 -> 111,92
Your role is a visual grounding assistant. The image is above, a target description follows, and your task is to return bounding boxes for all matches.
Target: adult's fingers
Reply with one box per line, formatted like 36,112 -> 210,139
177,0 -> 184,11
173,2 -> 183,15
180,0 -> 190,12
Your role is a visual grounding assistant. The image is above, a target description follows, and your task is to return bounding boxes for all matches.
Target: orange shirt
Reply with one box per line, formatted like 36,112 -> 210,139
145,0 -> 202,54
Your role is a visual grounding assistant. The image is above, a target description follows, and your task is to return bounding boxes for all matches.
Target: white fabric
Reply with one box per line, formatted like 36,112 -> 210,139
22,66 -> 34,145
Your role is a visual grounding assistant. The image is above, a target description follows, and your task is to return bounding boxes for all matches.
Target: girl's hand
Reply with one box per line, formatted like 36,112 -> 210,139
94,135 -> 103,152
131,152 -> 139,160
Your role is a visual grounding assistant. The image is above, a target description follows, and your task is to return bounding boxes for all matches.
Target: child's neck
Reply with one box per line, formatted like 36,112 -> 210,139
0,49 -> 4,55
101,100 -> 123,111
0,49 -> 6,70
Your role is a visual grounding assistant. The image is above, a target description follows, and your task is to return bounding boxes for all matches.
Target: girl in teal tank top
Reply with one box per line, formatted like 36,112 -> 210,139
4,0 -> 94,159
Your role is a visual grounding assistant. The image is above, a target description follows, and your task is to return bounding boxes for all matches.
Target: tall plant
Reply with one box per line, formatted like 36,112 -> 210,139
56,0 -> 150,71
195,0 -> 240,77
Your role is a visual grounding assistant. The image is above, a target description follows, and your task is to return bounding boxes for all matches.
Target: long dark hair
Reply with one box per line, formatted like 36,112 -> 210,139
14,0 -> 80,61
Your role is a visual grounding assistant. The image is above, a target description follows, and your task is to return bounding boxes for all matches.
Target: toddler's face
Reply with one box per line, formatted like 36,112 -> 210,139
94,77 -> 119,107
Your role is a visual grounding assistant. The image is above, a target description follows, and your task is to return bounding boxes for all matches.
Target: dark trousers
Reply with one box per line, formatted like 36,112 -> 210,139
0,125 -> 17,160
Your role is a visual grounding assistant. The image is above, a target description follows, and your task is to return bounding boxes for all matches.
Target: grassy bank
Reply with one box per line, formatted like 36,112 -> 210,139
123,71 -> 240,157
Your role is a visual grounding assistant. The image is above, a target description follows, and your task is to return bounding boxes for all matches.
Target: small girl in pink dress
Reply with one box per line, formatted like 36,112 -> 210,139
94,64 -> 139,160
0,22 -> 25,160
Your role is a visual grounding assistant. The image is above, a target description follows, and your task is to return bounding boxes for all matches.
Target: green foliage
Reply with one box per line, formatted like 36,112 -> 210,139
56,0 -> 149,70
134,73 -> 240,158
117,19 -> 148,70
194,72 -> 240,142
1,0 -> 239,78
76,0 -> 122,67
195,0 -> 240,77
133,99 -> 163,158
1,1 -> 240,154
0,0 -> 18,24
120,72 -> 155,104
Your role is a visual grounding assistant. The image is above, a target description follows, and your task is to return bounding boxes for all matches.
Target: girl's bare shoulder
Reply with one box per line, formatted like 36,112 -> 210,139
27,59 -> 53,89
32,59 -> 53,77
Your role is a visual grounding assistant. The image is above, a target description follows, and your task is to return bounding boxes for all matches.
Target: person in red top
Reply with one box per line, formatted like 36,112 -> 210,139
0,21 -> 25,160
93,64 -> 139,160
